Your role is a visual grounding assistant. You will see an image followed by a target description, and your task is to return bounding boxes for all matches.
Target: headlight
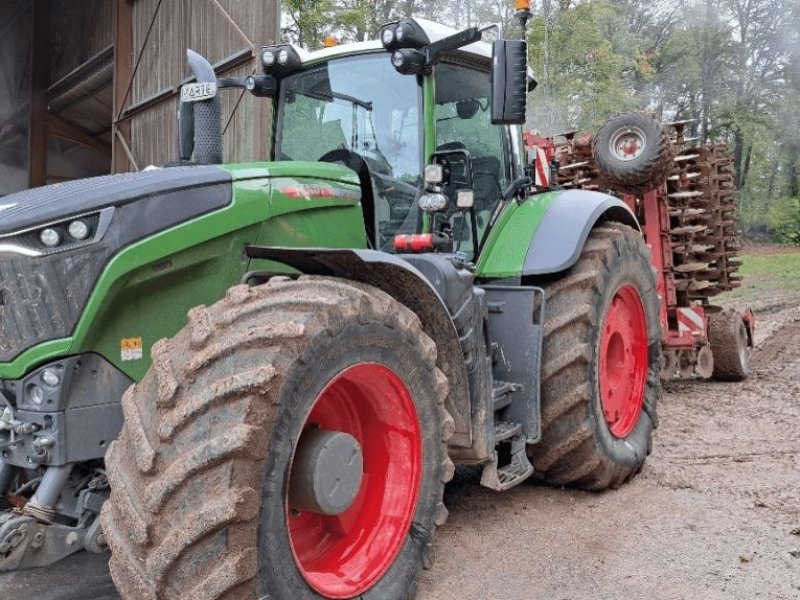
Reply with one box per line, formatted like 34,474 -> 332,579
68,219 -> 90,241
261,45 -> 303,74
418,193 -> 448,213
26,384 -> 44,406
39,228 -> 61,248
41,368 -> 61,388
380,18 -> 430,51
390,48 -> 426,75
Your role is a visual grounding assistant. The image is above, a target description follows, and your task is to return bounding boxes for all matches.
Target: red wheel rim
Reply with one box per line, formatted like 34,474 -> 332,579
609,126 -> 647,162
599,285 -> 648,438
286,363 -> 422,598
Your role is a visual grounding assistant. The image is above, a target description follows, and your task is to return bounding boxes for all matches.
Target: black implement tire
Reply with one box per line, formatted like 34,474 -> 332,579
708,309 -> 751,381
593,112 -> 674,196
527,223 -> 662,490
101,276 -> 453,600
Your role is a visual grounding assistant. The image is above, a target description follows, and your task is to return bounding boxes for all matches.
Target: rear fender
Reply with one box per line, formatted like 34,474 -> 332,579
245,246 -> 473,448
476,189 -> 640,279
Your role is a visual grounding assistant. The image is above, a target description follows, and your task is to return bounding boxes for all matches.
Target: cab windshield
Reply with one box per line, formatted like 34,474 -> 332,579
275,54 -> 423,248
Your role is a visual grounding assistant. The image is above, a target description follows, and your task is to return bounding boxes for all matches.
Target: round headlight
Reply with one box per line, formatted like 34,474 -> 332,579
381,28 -> 395,47
277,49 -> 290,65
396,25 -> 406,42
68,220 -> 90,241
392,51 -> 405,69
418,192 -> 448,213
41,368 -> 61,388
262,50 -> 276,67
40,228 -> 61,248
27,384 -> 44,406
245,76 -> 256,91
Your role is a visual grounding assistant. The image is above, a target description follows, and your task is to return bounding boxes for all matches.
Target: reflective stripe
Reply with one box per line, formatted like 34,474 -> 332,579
676,307 -> 705,333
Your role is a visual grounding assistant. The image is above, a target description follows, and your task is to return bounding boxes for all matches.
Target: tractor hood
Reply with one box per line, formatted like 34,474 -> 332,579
0,165 -> 233,365
0,165 -> 231,237
0,160 -> 365,370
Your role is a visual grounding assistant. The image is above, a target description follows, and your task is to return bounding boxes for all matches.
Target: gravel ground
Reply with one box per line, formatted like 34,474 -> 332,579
2,303 -> 799,600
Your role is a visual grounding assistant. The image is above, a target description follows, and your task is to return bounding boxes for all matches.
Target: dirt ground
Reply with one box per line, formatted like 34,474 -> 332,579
418,299 -> 800,600
2,301 -> 799,600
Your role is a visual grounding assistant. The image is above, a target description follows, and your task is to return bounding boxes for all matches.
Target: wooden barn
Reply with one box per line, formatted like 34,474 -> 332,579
0,0 -> 279,196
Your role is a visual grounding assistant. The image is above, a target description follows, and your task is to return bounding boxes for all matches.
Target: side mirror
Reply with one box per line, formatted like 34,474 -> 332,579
490,40 -> 528,125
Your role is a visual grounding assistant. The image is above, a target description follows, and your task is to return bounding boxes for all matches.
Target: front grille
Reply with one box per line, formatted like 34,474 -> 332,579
0,246 -> 111,362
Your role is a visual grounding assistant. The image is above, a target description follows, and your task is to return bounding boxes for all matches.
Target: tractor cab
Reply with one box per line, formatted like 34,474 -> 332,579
181,17 -> 534,260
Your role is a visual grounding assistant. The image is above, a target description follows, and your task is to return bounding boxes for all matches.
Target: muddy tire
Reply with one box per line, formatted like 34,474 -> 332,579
101,276 -> 453,600
593,112 -> 675,196
527,223 -> 662,490
708,309 -> 751,381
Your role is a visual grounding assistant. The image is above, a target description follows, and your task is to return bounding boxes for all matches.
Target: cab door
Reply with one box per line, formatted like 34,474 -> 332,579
432,61 -> 514,259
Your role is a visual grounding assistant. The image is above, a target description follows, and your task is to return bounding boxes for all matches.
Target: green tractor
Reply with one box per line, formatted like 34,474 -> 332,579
0,12 -> 661,599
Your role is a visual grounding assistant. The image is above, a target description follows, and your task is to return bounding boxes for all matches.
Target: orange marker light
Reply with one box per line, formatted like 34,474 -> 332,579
515,0 -> 531,10
323,36 -> 338,48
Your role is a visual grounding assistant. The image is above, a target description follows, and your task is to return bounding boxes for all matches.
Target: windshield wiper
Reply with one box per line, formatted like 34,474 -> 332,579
293,89 -> 373,111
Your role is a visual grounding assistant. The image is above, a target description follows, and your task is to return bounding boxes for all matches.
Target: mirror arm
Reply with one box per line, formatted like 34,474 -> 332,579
217,77 -> 248,89
502,176 -> 532,203
424,27 -> 484,65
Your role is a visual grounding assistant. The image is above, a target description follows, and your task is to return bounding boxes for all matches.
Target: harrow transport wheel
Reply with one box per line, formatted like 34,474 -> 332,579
708,309 -> 751,381
528,223 -> 662,490
593,112 -> 675,196
101,276 -> 453,600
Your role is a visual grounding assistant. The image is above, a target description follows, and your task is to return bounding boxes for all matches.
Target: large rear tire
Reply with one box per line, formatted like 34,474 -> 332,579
593,112 -> 675,196
708,309 -> 751,381
527,223 -> 662,490
101,276 -> 453,600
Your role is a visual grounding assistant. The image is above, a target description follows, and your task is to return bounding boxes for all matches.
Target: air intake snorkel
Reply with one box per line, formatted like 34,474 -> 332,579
178,50 -> 223,165
176,50 -> 278,165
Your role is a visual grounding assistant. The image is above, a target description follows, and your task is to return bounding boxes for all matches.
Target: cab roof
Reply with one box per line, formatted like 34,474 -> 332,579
295,18 -> 493,66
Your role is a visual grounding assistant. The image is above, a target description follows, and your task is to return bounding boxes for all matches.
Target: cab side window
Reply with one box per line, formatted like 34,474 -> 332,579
435,63 -> 510,254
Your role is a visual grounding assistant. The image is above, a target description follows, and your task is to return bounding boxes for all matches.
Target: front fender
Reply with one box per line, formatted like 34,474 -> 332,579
476,189 -> 640,279
245,246 -> 472,448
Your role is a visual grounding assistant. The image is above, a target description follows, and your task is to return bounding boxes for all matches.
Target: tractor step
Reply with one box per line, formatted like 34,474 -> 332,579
491,461 -> 535,491
492,379 -> 521,411
494,420 -> 522,442
480,426 -> 534,491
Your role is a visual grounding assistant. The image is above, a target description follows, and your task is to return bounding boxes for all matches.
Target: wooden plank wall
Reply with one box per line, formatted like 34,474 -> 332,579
49,0 -> 114,84
121,0 -> 278,169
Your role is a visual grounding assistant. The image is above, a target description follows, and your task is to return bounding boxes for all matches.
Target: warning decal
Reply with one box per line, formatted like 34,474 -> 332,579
121,337 -> 144,362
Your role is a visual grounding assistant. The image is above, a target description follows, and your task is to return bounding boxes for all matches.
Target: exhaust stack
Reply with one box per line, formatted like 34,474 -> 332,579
178,50 -> 223,164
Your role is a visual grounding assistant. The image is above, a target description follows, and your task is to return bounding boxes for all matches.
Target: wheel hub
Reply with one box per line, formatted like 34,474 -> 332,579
610,126 -> 647,162
286,363 -> 422,599
599,285 -> 648,438
288,429 -> 363,516
695,345 -> 714,379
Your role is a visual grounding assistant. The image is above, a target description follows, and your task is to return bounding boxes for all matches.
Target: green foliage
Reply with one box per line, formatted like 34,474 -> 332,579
767,197 -> 800,245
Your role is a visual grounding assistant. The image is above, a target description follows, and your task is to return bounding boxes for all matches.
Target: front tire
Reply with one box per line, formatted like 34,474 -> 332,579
101,276 -> 453,600
527,223 -> 662,490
